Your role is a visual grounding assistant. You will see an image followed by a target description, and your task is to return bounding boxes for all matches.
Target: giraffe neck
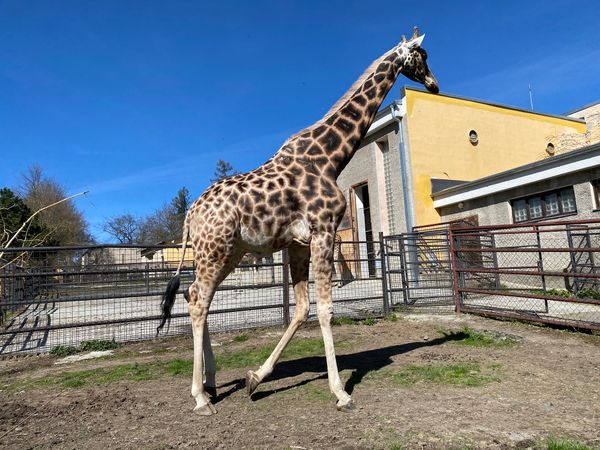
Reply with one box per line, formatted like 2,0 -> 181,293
278,46 -> 407,178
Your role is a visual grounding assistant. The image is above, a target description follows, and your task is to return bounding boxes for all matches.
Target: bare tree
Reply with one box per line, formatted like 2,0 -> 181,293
20,165 -> 91,245
0,189 -> 87,266
102,213 -> 141,244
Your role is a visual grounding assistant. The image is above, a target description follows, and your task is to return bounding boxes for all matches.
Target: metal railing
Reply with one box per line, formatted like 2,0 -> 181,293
0,239 -> 387,356
449,219 -> 600,331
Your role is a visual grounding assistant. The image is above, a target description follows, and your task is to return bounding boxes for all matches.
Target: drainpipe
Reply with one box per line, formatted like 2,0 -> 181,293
391,101 -> 416,233
391,101 -> 419,286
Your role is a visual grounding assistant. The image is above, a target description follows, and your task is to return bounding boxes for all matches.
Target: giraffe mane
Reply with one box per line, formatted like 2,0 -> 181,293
320,47 -> 397,123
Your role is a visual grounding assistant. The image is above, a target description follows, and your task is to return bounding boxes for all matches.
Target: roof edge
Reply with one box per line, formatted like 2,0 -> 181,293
401,85 -> 585,124
432,141 -> 600,201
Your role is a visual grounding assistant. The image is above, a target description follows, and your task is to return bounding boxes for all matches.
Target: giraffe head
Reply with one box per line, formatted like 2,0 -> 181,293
397,27 -> 439,94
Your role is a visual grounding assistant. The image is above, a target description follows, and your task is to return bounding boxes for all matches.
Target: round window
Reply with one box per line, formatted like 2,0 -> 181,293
469,130 -> 478,145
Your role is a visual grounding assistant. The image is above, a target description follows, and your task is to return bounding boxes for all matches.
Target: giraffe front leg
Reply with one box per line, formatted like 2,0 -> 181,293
311,233 -> 354,412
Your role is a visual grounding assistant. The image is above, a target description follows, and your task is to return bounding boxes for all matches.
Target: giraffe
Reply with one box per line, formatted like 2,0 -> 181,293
157,27 -> 438,416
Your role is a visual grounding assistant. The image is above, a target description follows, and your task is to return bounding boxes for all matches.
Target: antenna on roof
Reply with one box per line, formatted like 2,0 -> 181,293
528,83 -> 534,111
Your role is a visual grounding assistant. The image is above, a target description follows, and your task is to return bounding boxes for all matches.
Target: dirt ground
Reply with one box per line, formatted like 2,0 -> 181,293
1,313 -> 600,450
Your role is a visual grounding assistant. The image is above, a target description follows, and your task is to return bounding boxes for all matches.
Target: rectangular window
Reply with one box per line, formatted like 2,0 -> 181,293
544,193 -> 559,216
513,199 -> 528,223
528,196 -> 543,219
511,187 -> 577,223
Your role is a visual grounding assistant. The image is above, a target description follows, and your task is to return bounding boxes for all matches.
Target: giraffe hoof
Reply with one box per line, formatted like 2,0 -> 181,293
246,370 -> 260,396
336,399 -> 356,412
204,385 -> 217,399
194,402 -> 217,416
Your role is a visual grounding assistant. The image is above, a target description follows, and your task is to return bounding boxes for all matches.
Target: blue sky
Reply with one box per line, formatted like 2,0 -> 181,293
1,0 -> 599,241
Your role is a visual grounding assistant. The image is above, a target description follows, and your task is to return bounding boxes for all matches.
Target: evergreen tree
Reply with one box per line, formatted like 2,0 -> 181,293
210,160 -> 239,183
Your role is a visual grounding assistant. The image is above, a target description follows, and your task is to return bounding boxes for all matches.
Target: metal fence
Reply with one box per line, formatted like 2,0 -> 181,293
0,238 -> 387,356
449,219 -> 600,331
383,226 -> 454,309
5,219 -> 600,356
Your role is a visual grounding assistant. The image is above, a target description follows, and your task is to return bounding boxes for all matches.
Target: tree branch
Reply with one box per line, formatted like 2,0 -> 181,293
0,191 -> 88,260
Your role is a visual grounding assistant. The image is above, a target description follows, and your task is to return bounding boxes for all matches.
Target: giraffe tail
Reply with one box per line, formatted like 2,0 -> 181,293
157,219 -> 190,335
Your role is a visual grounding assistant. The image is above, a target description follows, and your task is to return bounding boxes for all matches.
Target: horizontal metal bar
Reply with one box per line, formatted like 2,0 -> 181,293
459,306 -> 600,331
0,282 -> 286,306
450,218 -> 600,232
456,267 -> 600,279
0,303 -> 285,336
456,246 -> 600,253
458,287 -> 600,306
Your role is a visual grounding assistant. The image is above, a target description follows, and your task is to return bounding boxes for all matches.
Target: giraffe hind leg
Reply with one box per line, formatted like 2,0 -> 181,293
246,244 -> 311,395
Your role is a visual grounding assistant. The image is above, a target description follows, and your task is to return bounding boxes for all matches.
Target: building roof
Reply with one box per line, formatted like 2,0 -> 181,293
366,86 -> 585,139
564,99 -> 600,116
431,142 -> 600,208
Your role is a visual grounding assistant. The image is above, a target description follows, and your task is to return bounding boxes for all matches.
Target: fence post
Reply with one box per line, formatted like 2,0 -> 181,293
379,232 -> 390,314
145,262 -> 150,294
534,225 -> 549,313
448,227 -> 462,314
282,248 -> 290,327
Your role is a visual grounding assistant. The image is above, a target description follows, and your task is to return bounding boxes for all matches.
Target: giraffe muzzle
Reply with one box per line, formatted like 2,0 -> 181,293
424,74 -> 439,94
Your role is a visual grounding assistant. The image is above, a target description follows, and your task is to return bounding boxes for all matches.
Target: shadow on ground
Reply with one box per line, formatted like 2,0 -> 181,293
212,331 -> 468,404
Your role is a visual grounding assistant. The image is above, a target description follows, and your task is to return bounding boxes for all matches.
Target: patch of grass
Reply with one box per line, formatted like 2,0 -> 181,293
391,362 -> 497,387
163,359 -> 193,376
331,316 -> 355,326
362,317 -> 378,326
546,438 -> 592,450
50,345 -> 78,357
215,337 -> 326,370
50,340 -> 120,358
575,288 -> 600,300
448,327 -> 519,348
79,340 -> 121,352
13,337 -> 335,392
331,315 -> 379,326
233,334 -> 249,342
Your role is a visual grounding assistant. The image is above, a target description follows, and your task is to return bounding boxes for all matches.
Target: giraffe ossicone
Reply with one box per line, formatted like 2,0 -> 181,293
157,27 -> 439,415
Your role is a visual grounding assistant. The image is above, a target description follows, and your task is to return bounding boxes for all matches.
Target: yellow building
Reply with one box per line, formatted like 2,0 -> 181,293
337,86 -> 588,239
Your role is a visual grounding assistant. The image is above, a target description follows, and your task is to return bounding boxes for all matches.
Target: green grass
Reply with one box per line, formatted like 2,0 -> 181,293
546,438 -> 592,450
215,337 -> 326,370
50,345 -> 79,357
391,362 -> 499,387
531,288 -> 600,300
50,340 -> 121,357
448,327 -> 519,348
79,340 -> 121,352
331,316 -> 355,326
331,315 -> 379,326
11,337 -> 331,391
233,334 -> 249,342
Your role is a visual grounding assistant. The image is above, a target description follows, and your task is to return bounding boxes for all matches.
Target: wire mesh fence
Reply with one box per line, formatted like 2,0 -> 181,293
0,239 -> 387,356
450,219 -> 600,331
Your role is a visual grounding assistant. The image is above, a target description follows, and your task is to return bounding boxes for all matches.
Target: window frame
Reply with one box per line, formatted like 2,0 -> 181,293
511,186 -> 577,223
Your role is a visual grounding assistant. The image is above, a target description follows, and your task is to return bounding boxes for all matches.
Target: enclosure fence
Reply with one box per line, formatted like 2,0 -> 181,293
0,237 -> 388,356
3,220 -> 600,356
449,219 -> 600,331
